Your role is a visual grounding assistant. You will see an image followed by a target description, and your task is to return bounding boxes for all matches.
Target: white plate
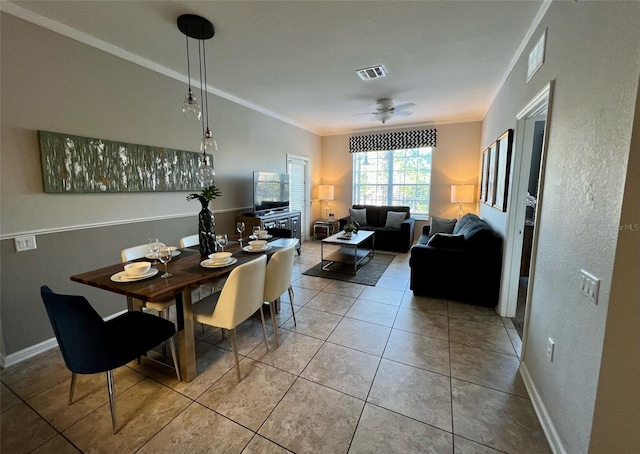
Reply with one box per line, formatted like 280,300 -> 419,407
243,245 -> 272,253
111,268 -> 159,282
249,234 -> 273,240
200,257 -> 238,268
145,250 -> 181,260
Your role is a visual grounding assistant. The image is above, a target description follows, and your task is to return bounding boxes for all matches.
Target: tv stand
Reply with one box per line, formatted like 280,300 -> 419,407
236,210 -> 301,255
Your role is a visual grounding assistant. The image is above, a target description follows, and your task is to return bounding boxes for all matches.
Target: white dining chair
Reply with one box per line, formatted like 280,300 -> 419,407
121,244 -> 174,319
191,254 -> 269,382
263,244 -> 296,348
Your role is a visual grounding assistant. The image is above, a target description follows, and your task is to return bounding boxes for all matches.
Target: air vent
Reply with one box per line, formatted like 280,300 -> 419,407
356,65 -> 387,81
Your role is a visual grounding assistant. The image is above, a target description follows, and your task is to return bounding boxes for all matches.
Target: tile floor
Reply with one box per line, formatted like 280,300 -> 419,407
1,241 -> 551,453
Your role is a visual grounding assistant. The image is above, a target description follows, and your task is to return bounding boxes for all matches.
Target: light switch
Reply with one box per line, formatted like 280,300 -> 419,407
14,235 -> 37,252
579,269 -> 600,305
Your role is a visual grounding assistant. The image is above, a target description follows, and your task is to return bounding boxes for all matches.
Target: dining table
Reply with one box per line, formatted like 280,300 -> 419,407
70,237 -> 298,382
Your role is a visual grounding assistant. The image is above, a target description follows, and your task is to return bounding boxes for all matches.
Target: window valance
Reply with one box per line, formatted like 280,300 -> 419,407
349,129 -> 437,153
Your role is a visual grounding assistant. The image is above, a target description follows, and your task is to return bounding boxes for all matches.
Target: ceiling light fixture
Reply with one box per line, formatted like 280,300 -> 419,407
178,14 -> 217,186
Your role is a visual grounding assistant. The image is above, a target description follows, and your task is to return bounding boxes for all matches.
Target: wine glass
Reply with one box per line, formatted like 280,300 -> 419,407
148,237 -> 160,259
158,247 -> 172,278
252,225 -> 260,239
216,234 -> 229,252
236,222 -> 246,248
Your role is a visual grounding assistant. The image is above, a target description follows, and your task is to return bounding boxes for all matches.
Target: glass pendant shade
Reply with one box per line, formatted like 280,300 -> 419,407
201,129 -> 218,154
182,90 -> 201,120
196,156 -> 215,186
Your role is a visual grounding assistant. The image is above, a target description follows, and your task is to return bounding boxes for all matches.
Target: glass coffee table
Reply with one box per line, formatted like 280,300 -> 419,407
321,230 -> 375,274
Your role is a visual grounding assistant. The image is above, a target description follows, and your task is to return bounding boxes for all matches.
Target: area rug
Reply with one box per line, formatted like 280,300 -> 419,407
302,252 -> 395,286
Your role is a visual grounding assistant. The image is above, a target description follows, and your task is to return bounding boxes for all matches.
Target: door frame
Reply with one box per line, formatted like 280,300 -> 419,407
499,82 -> 553,357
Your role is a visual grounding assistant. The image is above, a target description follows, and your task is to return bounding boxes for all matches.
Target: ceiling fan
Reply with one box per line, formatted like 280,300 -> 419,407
353,98 -> 416,124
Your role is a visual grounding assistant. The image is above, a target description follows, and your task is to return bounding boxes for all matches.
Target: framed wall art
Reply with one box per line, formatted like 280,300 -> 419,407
38,130 -> 207,193
486,142 -> 498,205
493,129 -> 514,211
480,149 -> 489,202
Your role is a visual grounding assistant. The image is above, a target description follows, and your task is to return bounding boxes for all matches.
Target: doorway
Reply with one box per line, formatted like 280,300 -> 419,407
287,154 -> 310,240
499,82 -> 553,352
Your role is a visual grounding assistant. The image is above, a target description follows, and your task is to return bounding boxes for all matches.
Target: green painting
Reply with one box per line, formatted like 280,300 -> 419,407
38,131 -> 209,193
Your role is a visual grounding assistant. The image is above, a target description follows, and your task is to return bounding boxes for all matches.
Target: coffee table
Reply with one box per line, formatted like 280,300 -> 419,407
321,230 -> 375,274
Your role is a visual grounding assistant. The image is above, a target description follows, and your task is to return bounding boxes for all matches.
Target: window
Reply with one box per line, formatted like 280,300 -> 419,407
352,147 -> 432,217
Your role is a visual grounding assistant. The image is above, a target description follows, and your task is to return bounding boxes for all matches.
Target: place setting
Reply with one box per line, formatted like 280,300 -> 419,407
200,251 -> 238,268
110,261 -> 159,283
249,226 -> 272,240
145,238 -> 181,260
242,240 -> 272,253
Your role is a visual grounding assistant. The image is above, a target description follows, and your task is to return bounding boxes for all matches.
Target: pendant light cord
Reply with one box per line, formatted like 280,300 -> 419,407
198,39 -> 206,142
185,34 -> 192,92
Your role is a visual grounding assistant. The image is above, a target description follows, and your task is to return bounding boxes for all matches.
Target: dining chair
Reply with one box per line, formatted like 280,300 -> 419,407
121,244 -> 175,319
191,254 -> 269,382
40,286 -> 180,434
263,244 -> 296,347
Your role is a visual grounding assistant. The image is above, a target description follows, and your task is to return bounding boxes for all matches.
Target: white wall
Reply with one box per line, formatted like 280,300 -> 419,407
480,2 -> 640,452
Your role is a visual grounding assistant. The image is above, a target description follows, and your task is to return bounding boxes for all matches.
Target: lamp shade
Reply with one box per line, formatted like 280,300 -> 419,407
451,185 -> 475,203
318,185 -> 335,201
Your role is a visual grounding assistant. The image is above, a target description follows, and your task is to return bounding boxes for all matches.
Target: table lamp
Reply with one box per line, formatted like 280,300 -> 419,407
318,185 -> 334,219
451,184 -> 475,220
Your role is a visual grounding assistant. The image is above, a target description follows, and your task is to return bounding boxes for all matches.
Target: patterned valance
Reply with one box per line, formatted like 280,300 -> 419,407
349,129 -> 437,153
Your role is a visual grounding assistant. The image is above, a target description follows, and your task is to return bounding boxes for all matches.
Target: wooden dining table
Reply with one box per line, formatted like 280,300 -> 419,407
70,237 -> 298,382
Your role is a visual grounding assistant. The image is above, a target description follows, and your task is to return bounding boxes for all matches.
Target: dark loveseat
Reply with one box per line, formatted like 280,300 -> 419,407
409,213 -> 502,306
339,205 -> 416,252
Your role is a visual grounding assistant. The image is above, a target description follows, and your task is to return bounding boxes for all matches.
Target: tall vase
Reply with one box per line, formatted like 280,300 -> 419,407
198,199 -> 216,257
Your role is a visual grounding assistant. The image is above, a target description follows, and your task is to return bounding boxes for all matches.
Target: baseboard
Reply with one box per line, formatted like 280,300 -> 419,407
1,338 -> 59,368
520,362 -> 567,454
1,309 -> 128,369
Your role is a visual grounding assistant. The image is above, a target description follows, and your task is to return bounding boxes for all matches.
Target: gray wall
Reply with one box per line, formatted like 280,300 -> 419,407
0,13 -> 321,358
479,2 -> 640,452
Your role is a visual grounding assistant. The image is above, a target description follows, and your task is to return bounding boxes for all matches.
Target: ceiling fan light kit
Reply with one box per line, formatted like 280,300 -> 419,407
353,98 -> 416,124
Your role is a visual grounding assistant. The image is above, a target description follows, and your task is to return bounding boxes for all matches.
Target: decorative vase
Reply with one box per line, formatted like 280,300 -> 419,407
198,199 -> 216,256
344,231 -> 353,238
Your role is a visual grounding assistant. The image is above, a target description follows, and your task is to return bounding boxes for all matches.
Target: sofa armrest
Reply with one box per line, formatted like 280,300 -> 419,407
338,217 -> 349,230
421,224 -> 431,236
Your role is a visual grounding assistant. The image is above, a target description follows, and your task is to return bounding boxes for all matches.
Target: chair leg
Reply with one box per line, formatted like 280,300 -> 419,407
269,301 -> 280,348
106,370 -> 117,434
158,309 -> 168,357
258,306 -> 270,352
230,328 -> 241,382
288,287 -> 296,326
168,336 -> 181,382
68,372 -> 77,405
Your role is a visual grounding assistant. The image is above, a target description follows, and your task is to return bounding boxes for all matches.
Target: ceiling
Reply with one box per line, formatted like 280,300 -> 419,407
4,1 -> 545,136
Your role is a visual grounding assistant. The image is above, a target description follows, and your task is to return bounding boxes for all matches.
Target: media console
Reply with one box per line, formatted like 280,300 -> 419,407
236,210 -> 302,255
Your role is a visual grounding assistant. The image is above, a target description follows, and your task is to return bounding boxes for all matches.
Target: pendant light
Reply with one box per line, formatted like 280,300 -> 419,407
178,14 -> 216,186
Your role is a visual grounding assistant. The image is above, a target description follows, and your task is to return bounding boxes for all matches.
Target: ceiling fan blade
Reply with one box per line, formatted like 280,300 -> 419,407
352,112 -> 377,117
392,102 -> 416,111
393,111 -> 413,117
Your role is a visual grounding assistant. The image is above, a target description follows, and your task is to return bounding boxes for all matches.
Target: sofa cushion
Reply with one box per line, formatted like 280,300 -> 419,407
385,211 -> 407,229
453,213 -> 493,243
429,216 -> 457,238
349,208 -> 367,225
427,233 -> 467,248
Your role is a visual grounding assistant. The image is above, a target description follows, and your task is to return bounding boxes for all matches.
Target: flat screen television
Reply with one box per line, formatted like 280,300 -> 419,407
253,171 -> 290,215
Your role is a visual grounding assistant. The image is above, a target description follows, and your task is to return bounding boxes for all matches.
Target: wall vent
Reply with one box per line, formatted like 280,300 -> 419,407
356,65 -> 387,81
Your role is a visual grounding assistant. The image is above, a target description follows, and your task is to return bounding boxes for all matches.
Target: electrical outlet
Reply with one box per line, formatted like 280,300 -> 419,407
14,235 -> 37,252
579,269 -> 600,305
547,338 -> 555,362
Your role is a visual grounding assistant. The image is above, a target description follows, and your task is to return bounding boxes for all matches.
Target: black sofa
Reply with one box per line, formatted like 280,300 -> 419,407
409,213 -> 502,306
339,205 -> 416,252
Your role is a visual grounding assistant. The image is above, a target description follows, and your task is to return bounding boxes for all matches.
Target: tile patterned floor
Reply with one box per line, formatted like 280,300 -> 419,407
0,241 -> 551,453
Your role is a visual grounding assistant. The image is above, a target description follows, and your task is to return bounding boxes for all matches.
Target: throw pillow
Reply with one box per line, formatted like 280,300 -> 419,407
385,211 -> 406,229
427,233 -> 466,248
349,208 -> 367,225
429,216 -> 457,237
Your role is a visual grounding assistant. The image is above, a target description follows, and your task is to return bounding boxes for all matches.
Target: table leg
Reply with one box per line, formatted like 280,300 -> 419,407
176,290 -> 196,382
